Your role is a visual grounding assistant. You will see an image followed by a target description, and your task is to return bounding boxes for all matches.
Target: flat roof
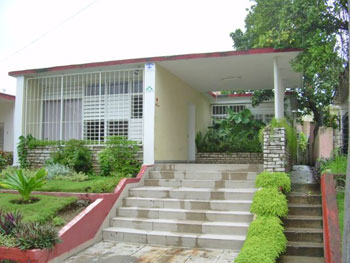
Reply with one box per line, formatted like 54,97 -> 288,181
9,48 -> 301,77
8,48 -> 302,92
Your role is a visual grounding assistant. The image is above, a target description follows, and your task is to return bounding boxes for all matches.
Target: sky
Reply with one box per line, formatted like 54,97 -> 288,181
0,0 -> 251,95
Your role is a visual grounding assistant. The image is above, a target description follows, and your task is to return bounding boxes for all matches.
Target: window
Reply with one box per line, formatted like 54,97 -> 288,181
42,99 -> 82,141
108,120 -> 128,137
211,104 -> 246,123
131,95 -> 143,119
108,82 -> 129,94
84,120 -> 105,142
85,84 -> 105,96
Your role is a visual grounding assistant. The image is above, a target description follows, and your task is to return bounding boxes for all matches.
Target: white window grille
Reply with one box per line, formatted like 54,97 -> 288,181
23,69 -> 144,145
211,104 -> 246,123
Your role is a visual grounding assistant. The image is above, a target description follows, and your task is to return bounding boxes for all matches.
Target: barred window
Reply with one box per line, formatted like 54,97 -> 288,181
84,120 -> 104,142
131,95 -> 143,119
108,120 -> 128,137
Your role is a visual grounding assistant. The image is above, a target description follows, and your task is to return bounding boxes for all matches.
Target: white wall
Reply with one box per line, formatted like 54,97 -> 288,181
0,101 -> 14,151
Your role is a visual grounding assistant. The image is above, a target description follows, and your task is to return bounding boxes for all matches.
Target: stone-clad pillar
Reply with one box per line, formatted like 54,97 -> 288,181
263,127 -> 291,172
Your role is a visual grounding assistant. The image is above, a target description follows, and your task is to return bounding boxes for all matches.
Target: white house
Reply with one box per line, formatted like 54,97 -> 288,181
9,48 -> 302,165
0,92 -> 15,152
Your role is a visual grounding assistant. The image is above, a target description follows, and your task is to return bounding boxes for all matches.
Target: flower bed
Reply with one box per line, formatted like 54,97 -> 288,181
0,165 -> 150,263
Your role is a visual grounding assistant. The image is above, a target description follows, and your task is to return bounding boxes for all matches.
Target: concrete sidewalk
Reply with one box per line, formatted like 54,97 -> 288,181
64,241 -> 239,263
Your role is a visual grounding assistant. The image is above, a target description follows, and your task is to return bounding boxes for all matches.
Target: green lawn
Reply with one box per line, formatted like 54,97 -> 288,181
336,191 -> 344,236
37,176 -> 120,193
0,193 -> 77,223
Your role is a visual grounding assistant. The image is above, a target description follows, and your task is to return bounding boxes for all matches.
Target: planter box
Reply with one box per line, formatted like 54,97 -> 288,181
0,165 -> 150,263
196,152 -> 263,164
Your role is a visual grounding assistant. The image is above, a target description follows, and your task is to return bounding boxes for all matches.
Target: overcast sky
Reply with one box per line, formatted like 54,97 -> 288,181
0,0 -> 251,95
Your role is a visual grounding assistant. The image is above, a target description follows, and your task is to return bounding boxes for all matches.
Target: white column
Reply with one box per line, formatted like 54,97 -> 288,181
13,76 -> 25,165
143,63 -> 156,165
274,57 -> 285,120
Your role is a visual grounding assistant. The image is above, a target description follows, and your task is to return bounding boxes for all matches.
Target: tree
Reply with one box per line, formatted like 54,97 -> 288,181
230,0 -> 348,139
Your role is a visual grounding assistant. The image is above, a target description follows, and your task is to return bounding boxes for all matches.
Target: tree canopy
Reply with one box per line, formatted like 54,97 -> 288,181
230,0 -> 349,134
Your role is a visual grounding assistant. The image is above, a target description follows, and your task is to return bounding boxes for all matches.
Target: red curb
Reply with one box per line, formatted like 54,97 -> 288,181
0,165 -> 151,262
321,173 -> 342,263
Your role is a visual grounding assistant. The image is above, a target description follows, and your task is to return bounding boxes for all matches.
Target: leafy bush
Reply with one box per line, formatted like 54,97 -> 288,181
14,222 -> 60,250
45,163 -> 72,180
196,109 -> 264,153
51,139 -> 92,173
86,176 -> 121,193
255,171 -> 291,192
0,210 -> 22,235
0,156 -> 6,171
250,188 -> 288,217
52,216 -> 65,227
54,172 -> 89,182
98,136 -> 140,176
328,154 -> 347,175
0,234 -> 17,248
0,168 -> 47,202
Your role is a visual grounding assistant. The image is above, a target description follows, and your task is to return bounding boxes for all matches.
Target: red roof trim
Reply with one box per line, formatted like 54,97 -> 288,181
0,93 -> 15,101
8,48 -> 302,77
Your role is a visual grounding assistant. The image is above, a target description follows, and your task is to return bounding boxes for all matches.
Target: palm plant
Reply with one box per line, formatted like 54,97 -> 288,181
0,168 -> 47,201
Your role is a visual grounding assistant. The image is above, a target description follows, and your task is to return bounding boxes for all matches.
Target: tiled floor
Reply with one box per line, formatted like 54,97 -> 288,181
64,241 -> 239,263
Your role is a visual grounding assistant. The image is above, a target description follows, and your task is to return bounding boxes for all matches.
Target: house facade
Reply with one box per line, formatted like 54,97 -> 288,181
0,92 -> 15,152
9,48 -> 302,165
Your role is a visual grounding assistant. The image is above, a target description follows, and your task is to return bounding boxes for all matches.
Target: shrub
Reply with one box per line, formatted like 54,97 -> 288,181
0,210 -> 22,235
86,176 -> 121,193
235,235 -> 282,263
14,222 -> 60,250
54,172 -> 89,182
0,168 -> 47,202
246,216 -> 287,253
255,171 -> 291,192
195,109 -> 264,153
328,154 -> 347,175
45,163 -> 72,180
52,217 -> 65,227
51,139 -> 92,173
0,234 -> 17,248
98,136 -> 140,176
250,188 -> 288,217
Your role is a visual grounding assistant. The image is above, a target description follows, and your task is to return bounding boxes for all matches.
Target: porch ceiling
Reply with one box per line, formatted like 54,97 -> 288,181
157,50 -> 301,92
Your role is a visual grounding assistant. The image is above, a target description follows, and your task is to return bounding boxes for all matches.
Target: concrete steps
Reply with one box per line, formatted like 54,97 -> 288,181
280,181 -> 324,262
102,227 -> 246,249
129,186 -> 257,200
123,197 -> 253,211
102,163 -> 261,249
110,217 -> 250,235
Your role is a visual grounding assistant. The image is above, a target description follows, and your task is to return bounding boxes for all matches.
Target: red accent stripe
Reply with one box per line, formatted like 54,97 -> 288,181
0,92 -> 15,101
321,173 -> 342,263
9,48 -> 302,77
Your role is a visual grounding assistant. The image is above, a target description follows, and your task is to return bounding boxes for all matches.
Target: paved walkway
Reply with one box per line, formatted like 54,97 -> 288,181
64,241 -> 239,263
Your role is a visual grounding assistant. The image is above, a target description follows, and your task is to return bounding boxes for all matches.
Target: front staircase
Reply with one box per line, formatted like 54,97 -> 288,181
102,163 -> 262,250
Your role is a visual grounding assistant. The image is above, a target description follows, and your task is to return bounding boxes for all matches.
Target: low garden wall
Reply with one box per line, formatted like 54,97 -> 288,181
196,152 -> 263,164
26,145 -> 143,171
263,127 -> 292,172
